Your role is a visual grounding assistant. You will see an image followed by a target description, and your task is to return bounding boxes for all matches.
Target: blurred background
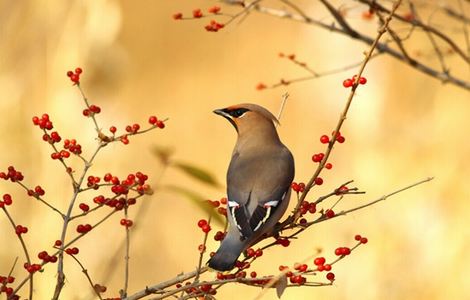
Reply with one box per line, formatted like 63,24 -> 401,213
0,0 -> 469,299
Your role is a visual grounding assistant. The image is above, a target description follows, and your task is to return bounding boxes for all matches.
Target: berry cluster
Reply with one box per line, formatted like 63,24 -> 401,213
83,104 -> 101,117
23,263 -> 41,274
66,67 -> 83,84
42,131 -> 61,144
15,225 -> 28,235
76,223 -> 92,234
197,219 -> 211,233
343,75 -> 367,88
205,20 -> 224,32
32,113 -> 53,130
38,250 -> 58,263
148,116 -> 165,128
173,6 -> 221,20
245,248 -> 263,258
334,247 -> 351,256
103,116 -> 165,145
0,66 -> 166,300
299,200 -> 317,216
120,218 -> 133,228
0,194 -> 13,207
65,247 -> 80,255
172,6 -> 225,32
291,182 -> 305,193
79,203 -> 90,212
178,282 -> 217,297
275,237 -> 290,247
0,275 -> 16,298
0,166 -> 24,182
354,234 -> 368,244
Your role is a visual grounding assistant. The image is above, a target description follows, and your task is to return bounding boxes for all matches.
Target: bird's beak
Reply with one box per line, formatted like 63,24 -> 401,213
213,108 -> 231,119
213,108 -> 238,132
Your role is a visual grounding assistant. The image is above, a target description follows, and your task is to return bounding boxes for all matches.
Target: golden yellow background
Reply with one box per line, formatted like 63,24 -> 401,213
0,0 -> 469,299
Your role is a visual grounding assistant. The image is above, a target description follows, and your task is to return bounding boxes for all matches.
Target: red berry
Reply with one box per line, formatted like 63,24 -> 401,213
55,240 -> 62,247
197,219 -> 207,228
148,116 -> 157,125
256,83 -> 267,90
308,203 -> 316,214
355,234 -> 362,241
77,224 -> 85,233
3,194 -> 12,205
66,71 -> 74,77
314,257 -> 325,266
325,209 -> 335,218
250,271 -> 257,278
336,135 -> 345,143
320,135 -> 329,144
255,249 -> 263,257
343,79 -> 353,88
156,120 -> 165,129
75,67 -> 83,74
324,264 -> 332,271
360,237 -> 368,244
208,6 -> 221,13
246,248 -> 255,257
192,9 -> 203,18
336,185 -> 349,194
109,126 -> 117,134
314,177 -> 323,185
132,123 -> 140,132
38,250 -> 48,260
325,163 -> 333,169
359,77 -> 367,84
201,224 -> 211,233
70,74 -> 80,83
326,272 -> 335,281
173,13 -> 183,20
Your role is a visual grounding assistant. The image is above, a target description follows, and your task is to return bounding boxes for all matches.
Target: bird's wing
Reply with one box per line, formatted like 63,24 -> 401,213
227,147 -> 294,240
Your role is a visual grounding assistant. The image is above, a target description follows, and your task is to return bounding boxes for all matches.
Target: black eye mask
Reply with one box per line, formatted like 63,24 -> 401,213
227,108 -> 249,118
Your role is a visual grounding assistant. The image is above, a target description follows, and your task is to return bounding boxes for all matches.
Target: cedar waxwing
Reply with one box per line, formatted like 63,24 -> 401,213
208,103 -> 295,271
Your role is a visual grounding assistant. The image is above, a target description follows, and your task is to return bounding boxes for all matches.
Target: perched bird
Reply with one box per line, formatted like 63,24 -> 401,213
208,103 -> 295,271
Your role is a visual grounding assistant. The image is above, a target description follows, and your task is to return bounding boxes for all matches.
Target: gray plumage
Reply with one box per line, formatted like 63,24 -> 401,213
208,103 -> 295,271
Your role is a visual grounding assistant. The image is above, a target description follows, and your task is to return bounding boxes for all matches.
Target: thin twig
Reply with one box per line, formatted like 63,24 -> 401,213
223,0 -> 470,90
293,0 -> 404,223
122,200 -> 131,298
100,163 -> 169,288
276,92 -> 289,125
2,207 -> 33,300
69,254 -> 104,300
194,215 -> 211,283
11,208 -> 119,297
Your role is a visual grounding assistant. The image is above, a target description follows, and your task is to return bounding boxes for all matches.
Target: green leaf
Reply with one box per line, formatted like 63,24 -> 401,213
166,185 -> 225,226
173,161 -> 221,188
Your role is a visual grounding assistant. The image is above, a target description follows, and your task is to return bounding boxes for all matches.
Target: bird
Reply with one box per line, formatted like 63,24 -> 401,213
208,103 -> 295,271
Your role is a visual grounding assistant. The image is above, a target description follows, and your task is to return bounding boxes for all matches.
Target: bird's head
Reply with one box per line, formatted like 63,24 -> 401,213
213,103 -> 279,135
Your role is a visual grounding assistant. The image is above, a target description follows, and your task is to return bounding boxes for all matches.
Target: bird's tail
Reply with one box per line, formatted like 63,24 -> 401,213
207,234 -> 245,271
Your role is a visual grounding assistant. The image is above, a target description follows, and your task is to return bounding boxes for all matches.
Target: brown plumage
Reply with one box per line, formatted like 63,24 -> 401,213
208,103 -> 295,271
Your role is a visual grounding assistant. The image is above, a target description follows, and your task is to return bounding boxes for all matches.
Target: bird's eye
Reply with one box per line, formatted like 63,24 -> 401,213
229,108 -> 249,118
